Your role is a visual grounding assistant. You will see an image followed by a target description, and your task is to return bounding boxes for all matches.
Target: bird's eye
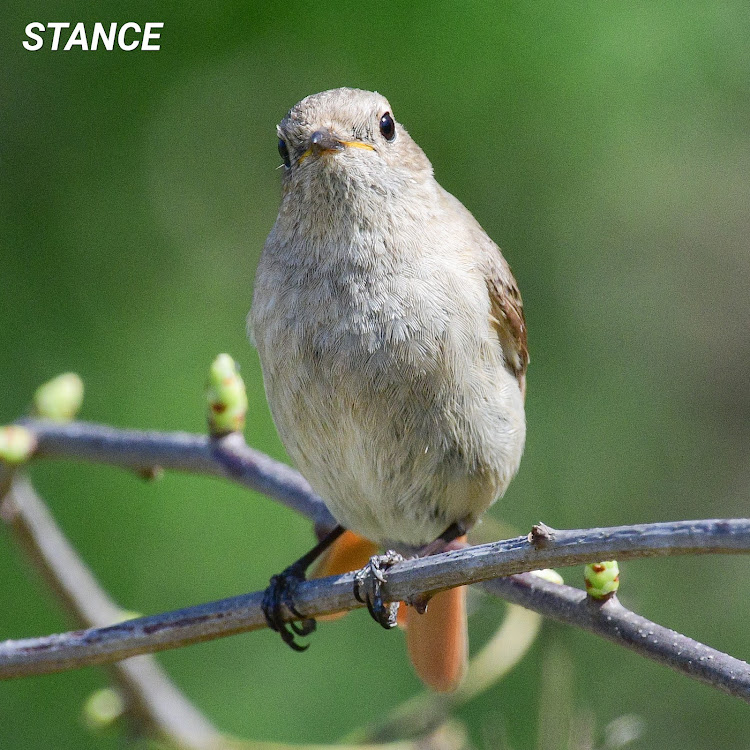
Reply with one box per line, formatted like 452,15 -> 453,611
278,138 -> 291,169
379,112 -> 396,142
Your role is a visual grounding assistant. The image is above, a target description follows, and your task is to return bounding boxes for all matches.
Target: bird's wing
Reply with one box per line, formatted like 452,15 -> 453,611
483,249 -> 528,398
438,187 -> 529,398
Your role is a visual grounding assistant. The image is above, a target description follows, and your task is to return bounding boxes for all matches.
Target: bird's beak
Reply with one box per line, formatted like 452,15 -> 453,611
310,129 -> 345,155
299,128 -> 375,164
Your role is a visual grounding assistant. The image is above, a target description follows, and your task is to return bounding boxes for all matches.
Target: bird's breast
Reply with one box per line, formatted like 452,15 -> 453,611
251,224 -> 525,546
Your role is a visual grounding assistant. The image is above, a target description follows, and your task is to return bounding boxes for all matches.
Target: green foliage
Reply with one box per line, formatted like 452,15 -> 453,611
2,1 -> 749,748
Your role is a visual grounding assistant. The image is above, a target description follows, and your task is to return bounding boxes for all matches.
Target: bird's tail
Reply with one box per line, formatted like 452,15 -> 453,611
312,529 -> 467,692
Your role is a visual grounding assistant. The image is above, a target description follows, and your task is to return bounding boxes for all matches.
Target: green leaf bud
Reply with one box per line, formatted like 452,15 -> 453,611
530,568 -> 564,585
206,354 -> 248,435
82,687 -> 125,731
34,373 -> 84,421
584,560 -> 620,599
0,425 -> 37,464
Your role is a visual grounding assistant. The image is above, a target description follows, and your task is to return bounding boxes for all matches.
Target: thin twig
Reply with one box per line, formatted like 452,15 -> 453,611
1,476 -> 223,750
20,419 -> 334,528
481,574 -> 750,702
15,419 -> 750,559
1,513 -> 748,702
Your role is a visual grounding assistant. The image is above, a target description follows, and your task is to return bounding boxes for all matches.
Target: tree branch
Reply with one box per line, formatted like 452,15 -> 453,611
1,474 -> 469,749
2,501 -> 748,701
481,575 -> 750,702
1,476 -> 223,749
20,418 -> 335,528
4,418 -> 750,704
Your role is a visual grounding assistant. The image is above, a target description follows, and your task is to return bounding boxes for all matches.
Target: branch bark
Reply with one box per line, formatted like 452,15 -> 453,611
20,418 -> 335,528
2,483 -> 748,702
1,476 -> 223,749
3,418 -> 750,704
481,575 -> 750,702
1,472 -> 469,749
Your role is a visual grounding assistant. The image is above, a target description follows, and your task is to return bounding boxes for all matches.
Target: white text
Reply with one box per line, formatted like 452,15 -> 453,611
23,22 -> 163,51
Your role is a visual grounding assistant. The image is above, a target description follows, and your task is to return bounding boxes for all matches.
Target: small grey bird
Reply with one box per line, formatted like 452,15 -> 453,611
250,88 -> 528,691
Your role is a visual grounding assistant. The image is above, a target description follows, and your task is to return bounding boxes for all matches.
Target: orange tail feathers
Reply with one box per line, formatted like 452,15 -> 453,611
312,529 -> 380,577
311,530 -> 379,621
405,533 -> 468,692
405,585 -> 467,692
312,529 -> 469,692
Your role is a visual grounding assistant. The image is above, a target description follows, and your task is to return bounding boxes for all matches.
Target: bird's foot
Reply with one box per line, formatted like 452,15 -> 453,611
262,562 -> 316,651
353,550 -> 404,629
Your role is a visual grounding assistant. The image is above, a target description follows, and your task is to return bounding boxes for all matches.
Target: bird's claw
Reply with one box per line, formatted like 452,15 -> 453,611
262,563 -> 316,651
353,551 -> 404,629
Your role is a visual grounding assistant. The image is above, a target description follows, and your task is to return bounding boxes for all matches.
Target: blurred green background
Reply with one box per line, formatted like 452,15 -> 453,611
2,1 -> 749,747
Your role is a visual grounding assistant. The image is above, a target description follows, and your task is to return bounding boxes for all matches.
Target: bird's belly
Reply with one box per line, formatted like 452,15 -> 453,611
257,284 -> 525,547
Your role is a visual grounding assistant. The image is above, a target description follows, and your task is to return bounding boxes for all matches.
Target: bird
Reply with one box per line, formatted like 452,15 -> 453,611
249,87 -> 528,692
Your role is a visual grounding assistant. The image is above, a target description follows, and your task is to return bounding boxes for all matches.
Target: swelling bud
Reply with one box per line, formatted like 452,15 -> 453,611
584,560 -> 620,599
0,426 -> 36,464
530,568 -> 564,585
206,354 -> 248,435
34,373 -> 84,421
82,688 -> 125,731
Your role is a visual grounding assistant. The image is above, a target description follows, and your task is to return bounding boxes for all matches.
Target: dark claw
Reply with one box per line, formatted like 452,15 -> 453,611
262,564 -> 316,651
366,577 -> 397,629
289,619 -> 316,637
353,552 -> 403,630
367,593 -> 399,630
